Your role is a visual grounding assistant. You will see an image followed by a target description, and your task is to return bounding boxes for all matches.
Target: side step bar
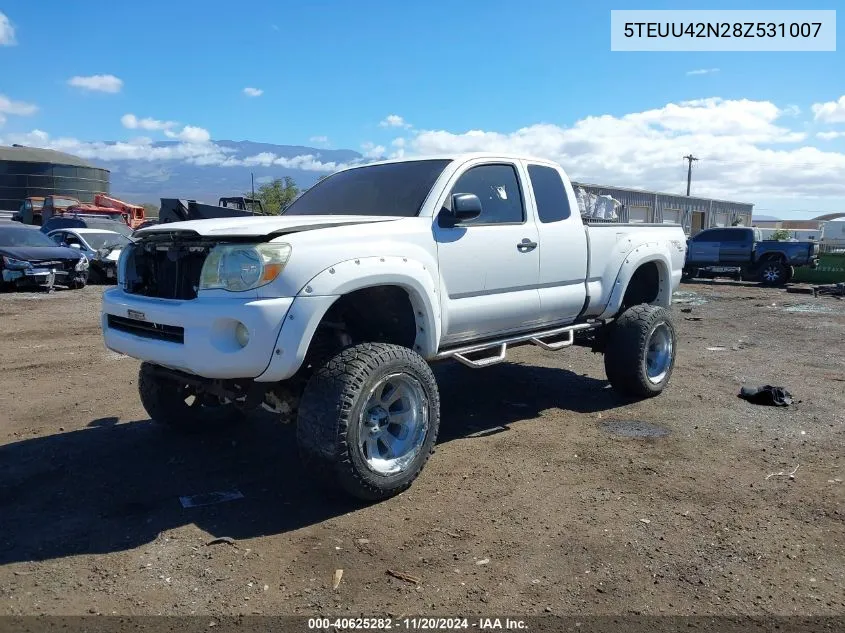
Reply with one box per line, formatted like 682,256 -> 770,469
435,322 -> 603,369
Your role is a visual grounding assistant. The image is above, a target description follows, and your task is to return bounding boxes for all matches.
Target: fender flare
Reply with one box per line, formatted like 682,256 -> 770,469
297,255 -> 442,358
597,242 -> 674,320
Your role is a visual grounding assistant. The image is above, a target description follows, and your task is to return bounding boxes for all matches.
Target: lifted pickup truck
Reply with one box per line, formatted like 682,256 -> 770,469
101,153 -> 687,501
684,226 -> 819,286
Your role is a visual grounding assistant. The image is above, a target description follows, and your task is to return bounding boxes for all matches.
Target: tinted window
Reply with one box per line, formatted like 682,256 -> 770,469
528,164 -> 570,223
450,164 -> 524,224
692,229 -> 718,242
283,159 -> 451,217
722,229 -> 750,242
49,232 -> 65,245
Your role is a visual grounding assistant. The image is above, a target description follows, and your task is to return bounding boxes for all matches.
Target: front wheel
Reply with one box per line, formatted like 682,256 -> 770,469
604,304 -> 677,398
296,342 -> 440,502
138,362 -> 247,433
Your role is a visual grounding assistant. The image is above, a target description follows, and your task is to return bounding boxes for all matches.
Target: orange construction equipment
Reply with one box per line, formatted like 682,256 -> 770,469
93,193 -> 147,229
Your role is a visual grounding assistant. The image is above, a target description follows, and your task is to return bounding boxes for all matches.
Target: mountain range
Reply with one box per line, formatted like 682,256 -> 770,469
107,140 -> 363,204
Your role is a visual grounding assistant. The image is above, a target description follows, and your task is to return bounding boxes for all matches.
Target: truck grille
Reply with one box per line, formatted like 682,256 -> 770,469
123,237 -> 211,300
107,315 -> 185,344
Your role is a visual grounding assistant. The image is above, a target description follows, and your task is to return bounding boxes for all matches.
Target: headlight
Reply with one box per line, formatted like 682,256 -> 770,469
75,256 -> 89,271
199,243 -> 292,292
2,256 -> 32,270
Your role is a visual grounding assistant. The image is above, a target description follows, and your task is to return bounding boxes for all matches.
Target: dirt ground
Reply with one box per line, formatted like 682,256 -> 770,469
0,281 -> 843,619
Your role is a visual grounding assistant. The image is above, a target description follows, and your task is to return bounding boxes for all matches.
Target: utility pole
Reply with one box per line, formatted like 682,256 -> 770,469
684,154 -> 698,196
251,172 -> 255,199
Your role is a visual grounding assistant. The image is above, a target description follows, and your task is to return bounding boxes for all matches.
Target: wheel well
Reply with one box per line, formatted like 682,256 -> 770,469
316,285 -> 417,350
622,262 -> 661,308
758,252 -> 787,263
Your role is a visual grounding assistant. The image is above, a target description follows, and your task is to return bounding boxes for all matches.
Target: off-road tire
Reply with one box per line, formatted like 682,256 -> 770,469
604,304 -> 676,398
681,267 -> 695,281
758,260 -> 787,286
296,342 -> 440,502
138,362 -> 245,433
68,279 -> 86,290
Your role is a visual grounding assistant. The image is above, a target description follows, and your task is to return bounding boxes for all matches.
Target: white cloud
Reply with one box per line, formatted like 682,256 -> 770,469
0,94 -> 38,119
67,74 -> 123,94
0,128 -> 346,173
812,95 -> 845,123
379,114 -> 411,128
361,141 -> 386,158
121,113 -> 177,132
403,97 -> 845,200
164,125 -> 212,143
686,68 -> 719,76
243,87 -> 264,97
309,135 -> 329,144
0,11 -> 16,46
817,131 -> 845,141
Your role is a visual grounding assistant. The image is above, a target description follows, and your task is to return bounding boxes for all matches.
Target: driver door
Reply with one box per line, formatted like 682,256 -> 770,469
433,161 -> 541,346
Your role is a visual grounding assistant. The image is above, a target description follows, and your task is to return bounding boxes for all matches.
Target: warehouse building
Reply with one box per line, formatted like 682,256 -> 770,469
0,145 -> 110,212
573,181 -> 754,236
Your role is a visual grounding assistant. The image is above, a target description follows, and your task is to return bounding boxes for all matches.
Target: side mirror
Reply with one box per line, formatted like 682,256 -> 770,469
68,243 -> 81,249
448,193 -> 482,223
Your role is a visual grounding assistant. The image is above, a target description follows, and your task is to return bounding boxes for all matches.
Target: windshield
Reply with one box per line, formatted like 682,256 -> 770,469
0,228 -> 60,248
283,159 -> 452,217
51,197 -> 79,208
82,233 -> 131,250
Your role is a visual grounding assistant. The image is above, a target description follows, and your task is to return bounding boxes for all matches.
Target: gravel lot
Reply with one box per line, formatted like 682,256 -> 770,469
1,281 -> 843,618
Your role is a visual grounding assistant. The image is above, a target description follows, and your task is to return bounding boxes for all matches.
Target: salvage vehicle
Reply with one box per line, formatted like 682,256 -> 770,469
10,197 -> 45,224
157,196 -> 267,225
683,226 -> 819,286
101,153 -> 687,501
0,224 -> 89,290
41,214 -> 135,239
47,228 -> 131,284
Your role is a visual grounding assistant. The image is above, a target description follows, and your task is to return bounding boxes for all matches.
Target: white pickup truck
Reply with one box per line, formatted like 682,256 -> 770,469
101,153 -> 687,501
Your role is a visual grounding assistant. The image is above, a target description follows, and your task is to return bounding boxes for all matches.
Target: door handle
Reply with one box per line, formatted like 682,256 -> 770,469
517,238 -> 537,252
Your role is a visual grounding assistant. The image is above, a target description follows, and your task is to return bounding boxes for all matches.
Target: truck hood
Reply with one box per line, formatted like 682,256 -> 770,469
135,215 -> 403,238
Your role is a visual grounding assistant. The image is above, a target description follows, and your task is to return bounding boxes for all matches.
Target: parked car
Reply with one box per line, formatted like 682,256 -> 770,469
40,214 -> 135,239
683,226 -> 820,286
0,224 -> 89,290
102,152 -> 687,501
46,228 -> 131,284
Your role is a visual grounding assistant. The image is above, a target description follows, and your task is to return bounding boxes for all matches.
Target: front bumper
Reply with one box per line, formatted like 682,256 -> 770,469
101,288 -> 296,379
3,267 -> 87,287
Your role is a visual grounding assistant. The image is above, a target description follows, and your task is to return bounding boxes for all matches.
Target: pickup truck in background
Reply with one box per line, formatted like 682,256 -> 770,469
683,226 -> 819,286
101,153 -> 687,501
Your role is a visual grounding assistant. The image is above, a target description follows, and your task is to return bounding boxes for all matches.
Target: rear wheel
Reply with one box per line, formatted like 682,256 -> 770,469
296,342 -> 440,502
604,304 -> 676,398
758,260 -> 787,286
138,362 -> 246,433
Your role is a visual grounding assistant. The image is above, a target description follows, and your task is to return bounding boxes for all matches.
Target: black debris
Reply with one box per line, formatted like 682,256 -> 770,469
738,385 -> 794,407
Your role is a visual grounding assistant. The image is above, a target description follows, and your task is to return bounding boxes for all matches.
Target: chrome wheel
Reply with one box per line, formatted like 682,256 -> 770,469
358,373 -> 428,475
762,264 -> 782,283
645,322 -> 673,384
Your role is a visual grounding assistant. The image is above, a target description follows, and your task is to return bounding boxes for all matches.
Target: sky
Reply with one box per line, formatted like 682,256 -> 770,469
1,0 -> 844,217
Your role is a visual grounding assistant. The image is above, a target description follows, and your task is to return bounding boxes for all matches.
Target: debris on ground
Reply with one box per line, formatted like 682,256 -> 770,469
680,308 -> 693,313
206,537 -> 236,547
738,385 -> 794,407
814,283 -> 845,298
640,518 -> 651,524
476,558 -> 490,566
333,569 -> 343,590
706,346 -> 727,351
386,569 -> 420,584
685,317 -> 703,321
766,464 -> 800,480
433,527 -> 461,538
786,285 -> 815,295
180,489 -> 245,508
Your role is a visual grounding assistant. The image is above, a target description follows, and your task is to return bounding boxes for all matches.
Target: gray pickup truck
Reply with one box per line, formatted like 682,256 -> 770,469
683,227 -> 819,286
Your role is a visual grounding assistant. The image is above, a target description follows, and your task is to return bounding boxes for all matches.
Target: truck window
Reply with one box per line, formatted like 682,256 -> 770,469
527,164 -> 571,223
451,164 -> 524,225
283,159 -> 452,217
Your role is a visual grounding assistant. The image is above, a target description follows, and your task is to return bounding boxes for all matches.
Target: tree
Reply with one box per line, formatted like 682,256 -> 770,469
247,176 -> 300,214
771,228 -> 791,241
